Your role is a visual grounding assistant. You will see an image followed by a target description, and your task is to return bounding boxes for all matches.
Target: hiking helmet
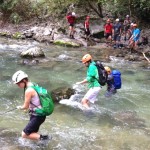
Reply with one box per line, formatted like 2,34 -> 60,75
104,66 -> 111,73
12,70 -> 28,84
116,18 -> 119,22
131,23 -> 134,26
72,12 -> 76,16
82,54 -> 92,63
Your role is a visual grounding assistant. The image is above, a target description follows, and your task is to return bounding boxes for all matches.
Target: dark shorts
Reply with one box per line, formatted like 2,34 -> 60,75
69,23 -> 74,27
105,33 -> 112,39
23,115 -> 46,135
124,25 -> 130,32
85,28 -> 90,36
114,34 -> 121,41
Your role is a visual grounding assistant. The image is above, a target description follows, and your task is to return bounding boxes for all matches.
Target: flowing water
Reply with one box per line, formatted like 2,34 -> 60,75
0,37 -> 150,150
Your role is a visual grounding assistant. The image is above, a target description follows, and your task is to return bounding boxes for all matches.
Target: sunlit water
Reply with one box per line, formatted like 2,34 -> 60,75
0,37 -> 150,150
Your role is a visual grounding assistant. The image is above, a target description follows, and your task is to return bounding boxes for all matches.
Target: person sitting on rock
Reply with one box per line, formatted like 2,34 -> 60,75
129,24 -> 141,50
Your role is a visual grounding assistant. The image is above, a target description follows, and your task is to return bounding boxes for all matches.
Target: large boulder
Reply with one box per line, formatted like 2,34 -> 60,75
51,87 -> 75,103
20,47 -> 45,58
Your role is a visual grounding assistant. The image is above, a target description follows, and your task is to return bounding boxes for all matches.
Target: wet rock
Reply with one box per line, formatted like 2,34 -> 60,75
54,38 -> 83,47
20,47 -> 45,58
20,59 -> 39,65
51,87 -> 75,103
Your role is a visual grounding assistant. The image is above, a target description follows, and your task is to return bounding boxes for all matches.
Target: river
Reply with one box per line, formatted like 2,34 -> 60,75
0,37 -> 150,150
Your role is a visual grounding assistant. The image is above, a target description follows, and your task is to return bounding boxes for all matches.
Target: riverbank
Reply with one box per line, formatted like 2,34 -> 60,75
0,18 -> 150,67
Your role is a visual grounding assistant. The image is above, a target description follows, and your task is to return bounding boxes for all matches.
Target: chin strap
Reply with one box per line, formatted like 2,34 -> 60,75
23,81 -> 27,101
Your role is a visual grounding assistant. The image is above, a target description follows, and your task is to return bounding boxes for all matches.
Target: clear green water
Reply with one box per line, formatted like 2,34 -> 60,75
0,38 -> 150,150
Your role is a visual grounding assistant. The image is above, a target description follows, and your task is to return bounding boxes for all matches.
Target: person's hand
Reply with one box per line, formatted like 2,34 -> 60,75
16,106 -> 22,110
76,82 -> 81,85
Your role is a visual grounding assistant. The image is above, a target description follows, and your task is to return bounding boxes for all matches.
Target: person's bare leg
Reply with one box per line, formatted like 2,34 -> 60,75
81,98 -> 90,109
22,131 -> 40,140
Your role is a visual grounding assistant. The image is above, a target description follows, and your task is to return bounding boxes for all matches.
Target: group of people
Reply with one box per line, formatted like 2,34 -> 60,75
12,53 -> 117,141
104,15 -> 141,50
66,13 -> 142,50
76,54 -> 117,109
66,12 -> 91,40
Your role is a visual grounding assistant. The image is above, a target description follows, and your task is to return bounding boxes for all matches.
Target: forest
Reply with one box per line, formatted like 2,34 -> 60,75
0,0 -> 149,24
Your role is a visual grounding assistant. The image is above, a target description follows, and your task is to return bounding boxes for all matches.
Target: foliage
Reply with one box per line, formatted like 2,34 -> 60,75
0,0 -> 149,23
9,12 -> 22,24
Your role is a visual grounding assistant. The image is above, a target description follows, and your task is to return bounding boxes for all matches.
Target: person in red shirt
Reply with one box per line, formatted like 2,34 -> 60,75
104,19 -> 113,46
66,12 -> 76,39
84,16 -> 91,40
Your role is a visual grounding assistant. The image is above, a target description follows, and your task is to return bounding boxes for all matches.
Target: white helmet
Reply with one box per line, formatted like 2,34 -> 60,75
72,12 -> 76,16
116,18 -> 119,22
126,15 -> 129,18
12,70 -> 28,84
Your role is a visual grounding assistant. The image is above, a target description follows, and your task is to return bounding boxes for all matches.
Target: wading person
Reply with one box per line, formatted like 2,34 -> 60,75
76,54 -> 101,109
104,66 -> 116,97
12,70 -> 49,141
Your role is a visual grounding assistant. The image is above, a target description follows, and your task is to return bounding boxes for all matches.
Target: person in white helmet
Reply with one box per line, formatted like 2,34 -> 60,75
12,70 -> 48,141
123,15 -> 131,41
112,18 -> 122,48
66,12 -> 76,39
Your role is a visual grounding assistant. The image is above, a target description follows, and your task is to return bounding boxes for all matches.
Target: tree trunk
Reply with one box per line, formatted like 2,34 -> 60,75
87,0 -> 103,18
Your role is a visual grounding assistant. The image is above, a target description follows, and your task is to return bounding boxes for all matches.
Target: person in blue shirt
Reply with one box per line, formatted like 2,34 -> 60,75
129,24 -> 140,50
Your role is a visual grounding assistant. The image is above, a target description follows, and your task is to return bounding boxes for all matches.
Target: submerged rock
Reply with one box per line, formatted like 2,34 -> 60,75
51,87 -> 75,103
113,111 -> 146,128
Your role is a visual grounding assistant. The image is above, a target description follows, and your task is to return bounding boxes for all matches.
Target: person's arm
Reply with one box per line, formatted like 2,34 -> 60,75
18,88 -> 34,110
76,79 -> 88,85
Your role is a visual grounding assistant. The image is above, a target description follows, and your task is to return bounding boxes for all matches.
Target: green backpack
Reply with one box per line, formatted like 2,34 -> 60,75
28,83 -> 54,116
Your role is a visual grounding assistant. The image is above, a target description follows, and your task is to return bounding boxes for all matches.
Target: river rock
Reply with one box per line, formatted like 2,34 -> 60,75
51,87 -> 75,103
54,38 -> 83,47
20,47 -> 45,58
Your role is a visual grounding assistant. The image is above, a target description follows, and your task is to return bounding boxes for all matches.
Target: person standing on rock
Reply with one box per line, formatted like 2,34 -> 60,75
76,54 -> 101,109
84,16 -> 91,40
12,70 -> 49,141
104,19 -> 113,46
112,18 -> 122,49
66,12 -> 76,39
123,15 -> 131,41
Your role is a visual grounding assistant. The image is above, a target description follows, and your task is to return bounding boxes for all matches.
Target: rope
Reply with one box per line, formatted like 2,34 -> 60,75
0,108 -> 17,115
